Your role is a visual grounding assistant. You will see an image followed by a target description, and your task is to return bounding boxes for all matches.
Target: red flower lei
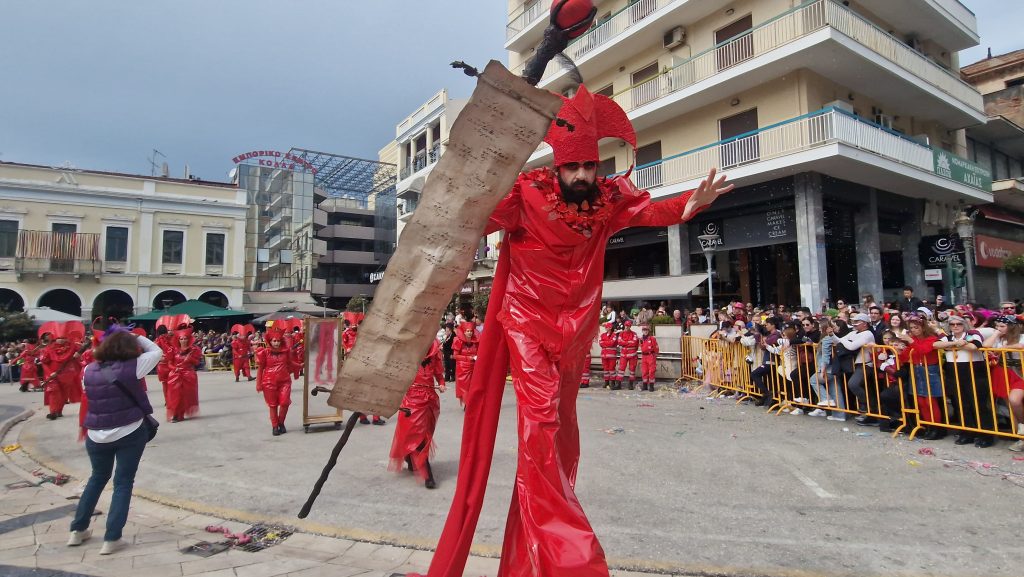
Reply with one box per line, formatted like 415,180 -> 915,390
530,168 -> 616,238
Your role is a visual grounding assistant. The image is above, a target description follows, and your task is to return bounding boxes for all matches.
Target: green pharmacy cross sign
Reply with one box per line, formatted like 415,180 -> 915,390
933,149 -> 992,192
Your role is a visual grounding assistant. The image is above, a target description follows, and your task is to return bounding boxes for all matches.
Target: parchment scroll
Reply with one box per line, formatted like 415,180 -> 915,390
328,61 -> 563,417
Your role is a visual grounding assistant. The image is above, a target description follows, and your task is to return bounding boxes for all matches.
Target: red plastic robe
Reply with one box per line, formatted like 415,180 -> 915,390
389,340 -> 444,481
451,333 -> 478,402
40,342 -> 82,414
410,168 -> 704,577
255,345 -> 298,428
166,345 -> 201,420
231,337 -> 253,378
16,346 -> 40,388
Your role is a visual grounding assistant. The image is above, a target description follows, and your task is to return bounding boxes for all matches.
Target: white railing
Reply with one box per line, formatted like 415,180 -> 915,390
511,0 -> 668,79
614,0 -> 981,115
631,108 -> 934,190
507,0 -> 551,40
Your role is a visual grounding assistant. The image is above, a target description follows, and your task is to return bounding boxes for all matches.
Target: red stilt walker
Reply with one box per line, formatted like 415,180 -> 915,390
452,321 -> 478,406
256,326 -> 298,436
639,324 -> 659,391
389,339 -> 445,488
598,322 -> 619,389
166,327 -> 201,422
38,321 -> 86,420
408,30 -> 733,575
230,323 -> 256,382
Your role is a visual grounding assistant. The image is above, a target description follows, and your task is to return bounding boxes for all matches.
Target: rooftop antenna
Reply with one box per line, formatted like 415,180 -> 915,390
148,149 -> 166,177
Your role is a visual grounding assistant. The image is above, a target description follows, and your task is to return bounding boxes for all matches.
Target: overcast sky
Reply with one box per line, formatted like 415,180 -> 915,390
0,1 -> 1017,182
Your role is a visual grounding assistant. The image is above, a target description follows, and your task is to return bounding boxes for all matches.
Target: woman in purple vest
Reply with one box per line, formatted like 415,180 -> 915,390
66,327 -> 162,555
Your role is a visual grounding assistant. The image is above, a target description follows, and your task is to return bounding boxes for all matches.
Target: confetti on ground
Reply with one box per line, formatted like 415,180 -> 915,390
602,427 -> 626,435
2,443 -> 20,454
1013,456 -> 1024,462
908,460 -> 921,466
918,448 -> 935,456
856,432 -> 873,437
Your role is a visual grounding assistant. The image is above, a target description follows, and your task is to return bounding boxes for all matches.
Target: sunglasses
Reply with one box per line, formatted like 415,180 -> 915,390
948,322 -> 964,326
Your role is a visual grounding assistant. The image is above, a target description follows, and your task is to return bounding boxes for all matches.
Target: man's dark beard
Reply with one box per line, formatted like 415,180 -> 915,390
558,176 -> 600,206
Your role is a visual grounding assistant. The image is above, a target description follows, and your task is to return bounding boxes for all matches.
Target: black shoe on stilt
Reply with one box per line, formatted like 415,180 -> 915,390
359,416 -> 371,425
45,413 -> 57,420
272,426 -> 281,436
279,424 -> 287,434
19,384 -> 28,392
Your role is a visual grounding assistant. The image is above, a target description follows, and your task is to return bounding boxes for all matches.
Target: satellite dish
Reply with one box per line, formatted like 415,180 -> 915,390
228,167 -> 238,181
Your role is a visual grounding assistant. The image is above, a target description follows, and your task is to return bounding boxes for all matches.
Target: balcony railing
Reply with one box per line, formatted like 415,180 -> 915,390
613,0 -> 981,115
512,0 -> 668,79
506,0 -> 551,40
629,107 -> 985,193
15,230 -> 101,275
399,142 -> 442,181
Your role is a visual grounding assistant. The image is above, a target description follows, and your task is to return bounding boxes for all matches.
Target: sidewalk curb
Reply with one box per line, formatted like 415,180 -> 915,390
0,406 -> 33,442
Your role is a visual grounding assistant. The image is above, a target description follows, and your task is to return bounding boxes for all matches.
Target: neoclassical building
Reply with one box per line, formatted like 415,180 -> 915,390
0,161 -> 247,318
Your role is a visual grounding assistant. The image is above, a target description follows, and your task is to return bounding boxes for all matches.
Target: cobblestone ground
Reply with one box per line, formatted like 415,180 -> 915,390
3,370 -> 1022,576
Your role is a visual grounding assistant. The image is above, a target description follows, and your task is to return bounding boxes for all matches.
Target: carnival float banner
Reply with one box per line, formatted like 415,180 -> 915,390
328,61 -> 562,417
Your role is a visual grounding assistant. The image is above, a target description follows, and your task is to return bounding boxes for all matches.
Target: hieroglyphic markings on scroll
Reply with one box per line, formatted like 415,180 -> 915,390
329,61 -> 562,416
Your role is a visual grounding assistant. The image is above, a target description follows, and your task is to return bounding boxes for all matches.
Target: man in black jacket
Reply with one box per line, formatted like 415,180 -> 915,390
897,286 -> 924,312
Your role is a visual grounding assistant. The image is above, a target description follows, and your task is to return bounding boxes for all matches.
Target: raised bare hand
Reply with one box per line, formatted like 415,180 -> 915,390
682,167 -> 734,222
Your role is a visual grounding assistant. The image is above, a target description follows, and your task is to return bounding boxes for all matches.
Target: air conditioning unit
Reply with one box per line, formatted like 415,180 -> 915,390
663,26 -> 686,49
825,99 -> 853,114
874,114 -> 894,129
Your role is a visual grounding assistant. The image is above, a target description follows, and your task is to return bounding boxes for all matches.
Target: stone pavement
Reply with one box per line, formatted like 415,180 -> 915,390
0,405 -> 680,577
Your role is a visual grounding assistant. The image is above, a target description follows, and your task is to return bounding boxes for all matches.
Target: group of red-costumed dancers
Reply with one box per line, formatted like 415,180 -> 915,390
598,321 -> 660,391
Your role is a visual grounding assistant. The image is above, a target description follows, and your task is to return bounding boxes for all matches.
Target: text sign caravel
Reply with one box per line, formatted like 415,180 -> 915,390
329,61 -> 563,417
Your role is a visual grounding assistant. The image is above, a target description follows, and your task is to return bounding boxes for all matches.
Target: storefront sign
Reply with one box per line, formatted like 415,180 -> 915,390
607,227 -> 668,249
924,269 -> 943,281
975,234 -> 1024,268
933,149 -> 992,192
459,282 -> 473,295
918,234 -> 964,266
369,271 -> 384,283
689,209 -> 796,253
232,150 -> 318,174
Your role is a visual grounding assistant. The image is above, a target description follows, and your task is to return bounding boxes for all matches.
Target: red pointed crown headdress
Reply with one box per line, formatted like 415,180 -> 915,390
543,84 -> 636,169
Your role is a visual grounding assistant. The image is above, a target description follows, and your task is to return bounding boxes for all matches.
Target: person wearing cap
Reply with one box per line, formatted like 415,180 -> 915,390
420,76 -> 733,572
599,321 -> 619,389
934,314 -> 994,447
638,325 -> 659,392
617,320 -> 640,390
837,312 -> 880,425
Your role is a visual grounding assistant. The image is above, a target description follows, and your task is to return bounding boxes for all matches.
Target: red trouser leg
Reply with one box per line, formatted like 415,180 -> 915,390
263,386 -> 281,427
497,327 -> 609,577
918,396 -> 942,422
642,357 -> 656,384
277,385 -> 292,424
242,360 -> 251,378
600,358 -> 615,384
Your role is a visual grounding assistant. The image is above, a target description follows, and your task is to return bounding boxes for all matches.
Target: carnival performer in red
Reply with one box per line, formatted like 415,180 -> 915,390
617,320 -> 640,390
16,339 -> 41,392
153,325 -> 173,406
230,324 -> 255,382
411,82 -> 732,576
598,322 -> 619,389
452,321 -> 478,407
579,349 -> 591,389
165,328 -> 201,422
639,324 -> 659,392
389,339 -> 446,489
255,327 -> 298,436
290,327 -> 305,379
39,322 -> 86,420
312,318 -> 339,384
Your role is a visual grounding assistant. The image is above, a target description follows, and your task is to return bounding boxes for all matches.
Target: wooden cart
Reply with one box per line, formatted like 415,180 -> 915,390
302,318 -> 344,433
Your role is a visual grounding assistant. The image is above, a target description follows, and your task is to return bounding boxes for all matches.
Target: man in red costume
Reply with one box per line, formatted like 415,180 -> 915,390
616,320 -> 640,390
255,327 -> 298,436
639,324 -> 659,392
16,339 -> 41,392
598,322 -> 619,389
230,325 -> 255,382
389,339 -> 446,489
410,81 -> 731,577
166,328 -> 201,422
39,322 -> 86,420
451,321 -> 478,407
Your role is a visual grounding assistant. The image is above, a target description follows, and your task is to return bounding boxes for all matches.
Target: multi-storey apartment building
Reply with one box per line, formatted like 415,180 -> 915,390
506,0 -> 991,308
0,161 -> 247,318
388,89 -> 502,306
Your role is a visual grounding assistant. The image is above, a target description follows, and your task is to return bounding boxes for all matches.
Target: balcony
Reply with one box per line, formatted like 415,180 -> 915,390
396,90 -> 446,139
522,0 -> 983,130
629,107 -> 992,205
267,208 -> 292,231
855,0 -> 979,51
506,0 -> 551,51
399,142 -> 442,182
14,230 -> 101,278
321,224 -> 376,240
320,250 -> 378,265
266,233 -> 291,251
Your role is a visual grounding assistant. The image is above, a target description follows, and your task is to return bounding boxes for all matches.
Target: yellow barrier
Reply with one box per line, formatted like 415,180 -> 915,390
680,335 -> 1024,446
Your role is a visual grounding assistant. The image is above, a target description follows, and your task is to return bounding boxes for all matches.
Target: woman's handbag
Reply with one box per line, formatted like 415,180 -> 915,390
100,365 -> 159,442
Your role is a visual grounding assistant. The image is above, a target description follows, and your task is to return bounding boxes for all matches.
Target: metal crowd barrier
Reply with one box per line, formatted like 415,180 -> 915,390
680,336 -> 1024,444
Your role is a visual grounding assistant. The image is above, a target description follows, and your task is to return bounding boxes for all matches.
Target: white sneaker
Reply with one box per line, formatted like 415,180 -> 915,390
807,409 -> 827,417
67,529 -> 91,546
794,397 -> 809,404
99,539 -> 126,555
816,400 -> 830,407
1009,439 -> 1024,453
827,414 -> 847,422
789,408 -> 805,415
779,407 -> 791,414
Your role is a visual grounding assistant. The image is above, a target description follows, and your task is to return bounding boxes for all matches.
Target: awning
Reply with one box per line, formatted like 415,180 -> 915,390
601,274 -> 707,300
977,205 -> 1024,227
24,307 -> 82,325
128,299 -> 250,322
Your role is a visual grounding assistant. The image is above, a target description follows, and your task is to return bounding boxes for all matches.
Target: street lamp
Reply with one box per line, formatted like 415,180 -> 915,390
698,234 -> 720,315
954,209 -> 976,303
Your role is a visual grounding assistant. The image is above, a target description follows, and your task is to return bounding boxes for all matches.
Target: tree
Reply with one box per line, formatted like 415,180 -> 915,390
0,310 -> 35,342
346,295 -> 369,313
1003,254 -> 1024,276
471,290 -> 490,319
